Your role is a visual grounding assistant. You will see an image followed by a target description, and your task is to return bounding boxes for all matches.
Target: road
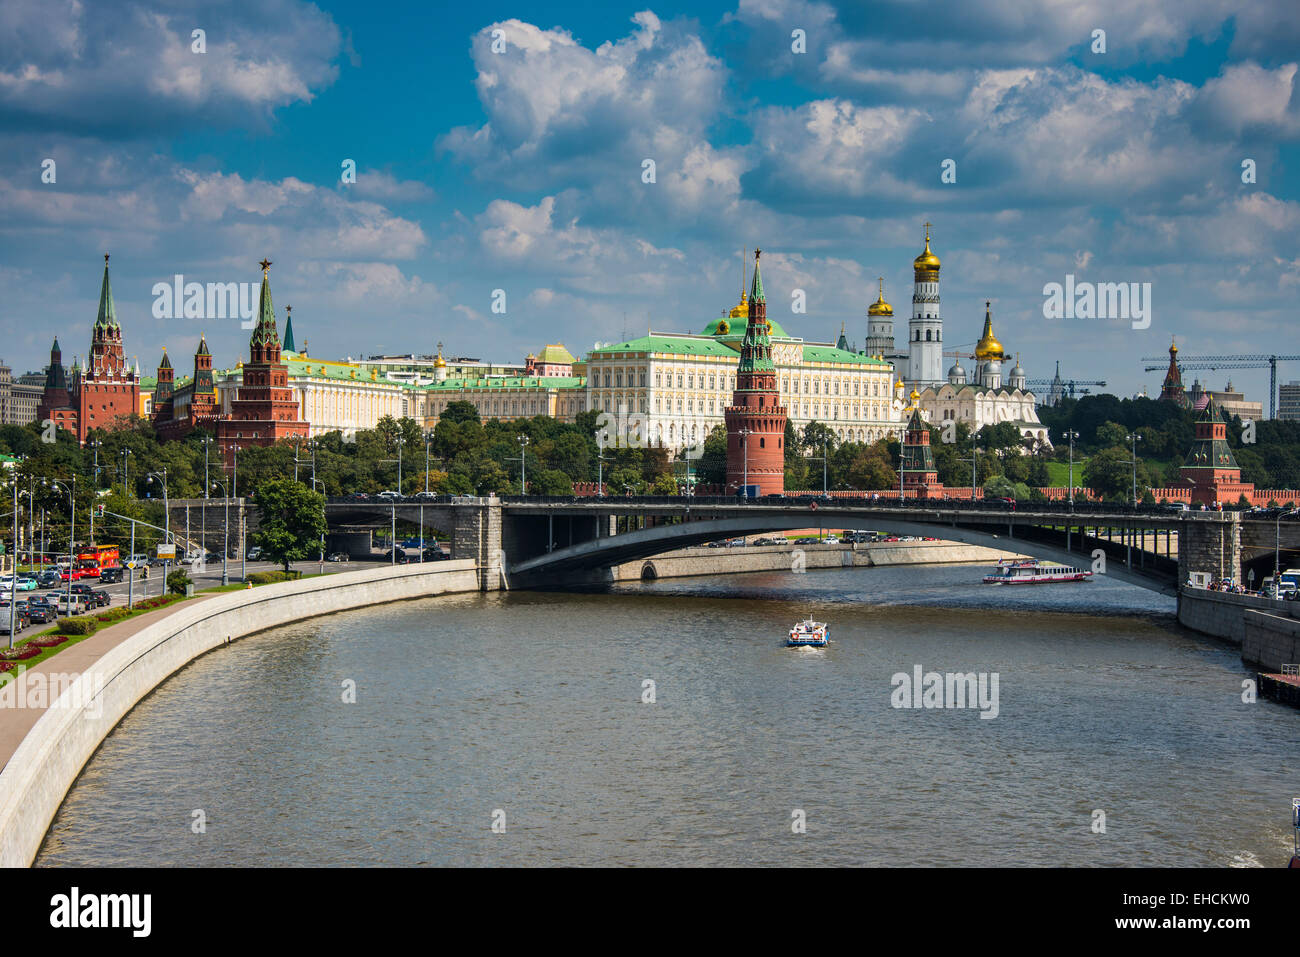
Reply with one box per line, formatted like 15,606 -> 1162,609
2,556 -> 396,641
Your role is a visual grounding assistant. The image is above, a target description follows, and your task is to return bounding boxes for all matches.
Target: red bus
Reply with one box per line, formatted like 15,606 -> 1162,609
74,545 -> 120,579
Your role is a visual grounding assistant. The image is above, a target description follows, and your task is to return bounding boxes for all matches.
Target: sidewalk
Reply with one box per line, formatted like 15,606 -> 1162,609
0,594 -> 220,770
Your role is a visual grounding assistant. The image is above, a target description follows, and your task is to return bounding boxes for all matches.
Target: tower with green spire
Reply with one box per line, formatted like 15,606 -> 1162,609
900,405 -> 941,496
217,259 -> 309,462
725,249 -> 787,495
283,304 -> 296,353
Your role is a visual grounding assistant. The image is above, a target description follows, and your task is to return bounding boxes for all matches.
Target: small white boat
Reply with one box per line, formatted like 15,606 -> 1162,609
983,558 -> 1091,584
787,618 -> 829,647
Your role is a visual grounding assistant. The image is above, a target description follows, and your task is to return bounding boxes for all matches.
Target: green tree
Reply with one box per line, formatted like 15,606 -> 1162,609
252,479 -> 327,573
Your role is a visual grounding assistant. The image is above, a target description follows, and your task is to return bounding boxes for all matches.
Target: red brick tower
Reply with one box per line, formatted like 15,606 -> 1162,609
217,260 -> 308,463
725,249 -> 787,495
900,402 -> 942,497
75,255 -> 141,440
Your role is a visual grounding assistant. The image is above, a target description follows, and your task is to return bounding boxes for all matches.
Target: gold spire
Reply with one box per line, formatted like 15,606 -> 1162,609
975,300 -> 1004,360
729,247 -> 749,319
868,276 -> 893,316
913,222 -> 940,279
434,341 -> 446,368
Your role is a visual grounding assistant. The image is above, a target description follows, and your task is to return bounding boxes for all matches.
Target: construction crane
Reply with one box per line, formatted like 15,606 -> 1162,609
1140,353 -> 1300,419
1024,377 -> 1106,401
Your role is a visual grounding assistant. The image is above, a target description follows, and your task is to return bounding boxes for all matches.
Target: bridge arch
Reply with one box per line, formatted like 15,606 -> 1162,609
509,512 -> 1176,595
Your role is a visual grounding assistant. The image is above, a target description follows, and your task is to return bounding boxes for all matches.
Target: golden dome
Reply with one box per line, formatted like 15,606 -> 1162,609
434,342 -> 447,368
913,222 -> 940,278
728,292 -> 748,320
909,388 -> 920,404
974,301 -> 1004,360
717,318 -> 731,335
867,277 -> 893,317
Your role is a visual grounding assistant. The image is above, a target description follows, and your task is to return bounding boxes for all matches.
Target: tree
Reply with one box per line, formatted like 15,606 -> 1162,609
252,479 -> 327,573
694,425 -> 728,486
1082,447 -> 1152,502
440,401 -> 481,425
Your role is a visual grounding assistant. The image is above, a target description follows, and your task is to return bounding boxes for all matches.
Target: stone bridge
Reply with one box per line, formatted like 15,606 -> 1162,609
313,495 -> 1300,595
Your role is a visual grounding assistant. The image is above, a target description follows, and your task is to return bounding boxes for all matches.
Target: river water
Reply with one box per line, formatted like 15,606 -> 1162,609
34,563 -> 1297,867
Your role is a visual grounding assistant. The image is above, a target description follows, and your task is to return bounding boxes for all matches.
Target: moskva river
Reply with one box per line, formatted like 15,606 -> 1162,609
35,564 -> 1296,866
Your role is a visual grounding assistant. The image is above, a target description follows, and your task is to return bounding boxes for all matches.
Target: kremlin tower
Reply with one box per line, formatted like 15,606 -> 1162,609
216,260 -> 309,463
907,223 -> 944,389
899,397 -> 942,498
1159,337 -> 1188,407
38,255 -> 141,443
725,249 -> 787,496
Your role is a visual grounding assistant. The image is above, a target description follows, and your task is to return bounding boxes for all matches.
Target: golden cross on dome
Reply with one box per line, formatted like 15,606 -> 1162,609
259,258 -> 272,273
923,222 -> 932,241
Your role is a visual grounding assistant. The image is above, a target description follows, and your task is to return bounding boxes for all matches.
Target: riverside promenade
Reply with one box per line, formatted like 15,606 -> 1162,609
0,594 -> 221,772
0,560 -> 483,867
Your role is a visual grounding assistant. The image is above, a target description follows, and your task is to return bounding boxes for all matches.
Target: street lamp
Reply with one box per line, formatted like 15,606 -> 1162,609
4,475 -> 17,647
424,432 -> 432,494
46,476 -> 76,619
120,447 -> 133,491
1064,430 -> 1079,508
312,478 -> 326,573
147,470 -> 170,586
395,433 -> 405,495
1126,432 -> 1143,507
518,434 -> 530,494
211,480 -> 231,586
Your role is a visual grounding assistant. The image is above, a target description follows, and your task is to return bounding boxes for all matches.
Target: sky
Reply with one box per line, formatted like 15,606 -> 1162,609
2,0 -> 1298,405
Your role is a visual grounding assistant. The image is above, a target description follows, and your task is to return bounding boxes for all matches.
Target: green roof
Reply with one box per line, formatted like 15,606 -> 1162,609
591,335 -> 741,357
801,345 -> 890,366
424,376 -> 587,392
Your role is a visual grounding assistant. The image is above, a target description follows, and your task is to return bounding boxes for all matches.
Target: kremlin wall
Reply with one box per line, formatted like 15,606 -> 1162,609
28,234 -> 1295,507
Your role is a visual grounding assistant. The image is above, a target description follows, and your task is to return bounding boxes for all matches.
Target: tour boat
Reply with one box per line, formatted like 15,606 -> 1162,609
787,618 -> 829,647
982,558 -> 1091,584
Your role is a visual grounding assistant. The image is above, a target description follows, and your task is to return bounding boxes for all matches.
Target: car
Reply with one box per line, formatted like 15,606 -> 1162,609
378,490 -> 401,500
421,547 -> 448,562
346,492 -> 371,502
69,584 -> 110,607
0,610 -> 30,635
414,491 -> 439,500
246,546 -> 263,561
98,567 -> 124,584
326,552 -> 350,563
383,548 -> 412,564
128,554 -> 149,565
36,571 -> 60,588
26,602 -> 56,624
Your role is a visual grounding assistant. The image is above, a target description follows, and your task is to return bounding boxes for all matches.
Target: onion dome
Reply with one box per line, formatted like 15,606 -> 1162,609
974,301 -> 1004,360
868,277 -> 893,317
434,342 -> 447,369
913,223 -> 940,281
728,292 -> 748,320
948,361 -> 967,384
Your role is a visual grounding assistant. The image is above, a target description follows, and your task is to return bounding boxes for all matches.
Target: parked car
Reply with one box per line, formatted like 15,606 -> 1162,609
421,547 -> 448,562
326,552 -> 350,563
0,604 -> 30,635
246,546 -> 263,561
98,567 -> 124,584
383,548 -> 412,564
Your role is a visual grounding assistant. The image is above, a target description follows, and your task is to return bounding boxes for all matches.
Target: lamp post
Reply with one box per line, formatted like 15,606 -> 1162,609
424,433 -> 432,494
87,439 -> 101,545
202,435 -> 212,559
518,435 -> 529,494
211,480 -> 230,586
1064,430 -> 1079,508
5,477 -> 16,647
1125,433 -> 1142,568
1126,432 -> 1143,507
147,470 -> 170,587
596,448 -> 609,497
120,448 -> 133,491
1274,508 -> 1295,595
395,434 -> 405,495
312,478 -> 326,574
47,476 -> 76,618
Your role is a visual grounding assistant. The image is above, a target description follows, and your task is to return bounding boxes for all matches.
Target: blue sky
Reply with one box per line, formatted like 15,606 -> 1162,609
2,0 -> 1298,404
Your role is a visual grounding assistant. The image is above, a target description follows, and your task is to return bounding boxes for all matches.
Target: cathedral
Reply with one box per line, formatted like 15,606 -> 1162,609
864,226 -> 1049,450
37,255 -> 142,443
